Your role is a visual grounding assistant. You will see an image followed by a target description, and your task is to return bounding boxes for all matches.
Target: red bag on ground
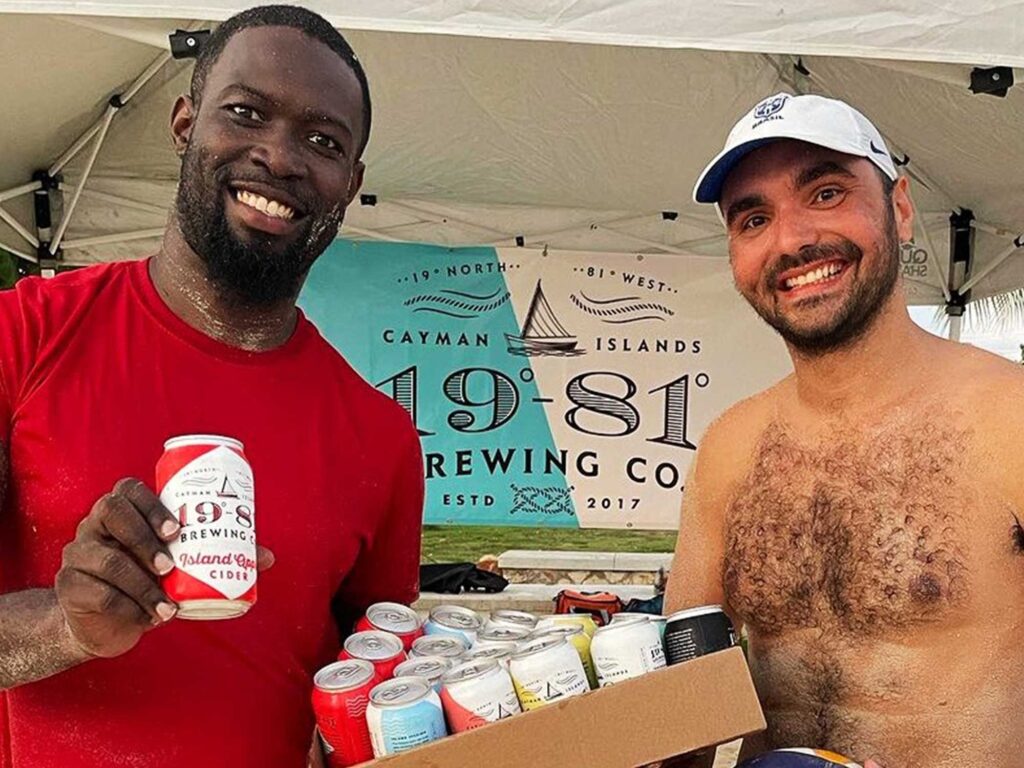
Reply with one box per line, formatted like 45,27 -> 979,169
553,589 -> 624,626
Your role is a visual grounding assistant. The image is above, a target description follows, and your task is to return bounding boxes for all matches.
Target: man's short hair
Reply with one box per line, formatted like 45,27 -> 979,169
189,5 -> 372,156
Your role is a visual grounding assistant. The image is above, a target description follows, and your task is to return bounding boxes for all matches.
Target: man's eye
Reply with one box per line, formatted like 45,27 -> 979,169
742,214 -> 767,231
229,105 -> 263,121
816,187 -> 842,203
309,133 -> 343,154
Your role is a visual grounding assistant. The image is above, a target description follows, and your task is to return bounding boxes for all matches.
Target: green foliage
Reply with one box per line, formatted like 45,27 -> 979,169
0,250 -> 17,289
420,525 -> 677,563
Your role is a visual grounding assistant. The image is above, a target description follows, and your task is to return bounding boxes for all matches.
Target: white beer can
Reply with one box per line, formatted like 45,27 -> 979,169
590,618 -> 666,687
508,635 -> 589,710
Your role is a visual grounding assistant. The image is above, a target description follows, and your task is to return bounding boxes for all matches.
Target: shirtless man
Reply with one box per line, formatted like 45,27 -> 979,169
665,93 -> 1024,767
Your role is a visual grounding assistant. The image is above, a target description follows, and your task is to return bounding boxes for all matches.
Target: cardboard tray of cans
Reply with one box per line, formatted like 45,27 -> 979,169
358,647 -> 765,767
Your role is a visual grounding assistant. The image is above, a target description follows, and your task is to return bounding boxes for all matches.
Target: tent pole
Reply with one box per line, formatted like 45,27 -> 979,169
948,315 -> 963,342
944,209 -> 974,342
0,181 -> 42,204
59,184 -> 169,217
48,107 -> 117,255
960,235 -> 1024,293
0,239 -> 38,263
0,206 -> 40,249
49,51 -> 173,177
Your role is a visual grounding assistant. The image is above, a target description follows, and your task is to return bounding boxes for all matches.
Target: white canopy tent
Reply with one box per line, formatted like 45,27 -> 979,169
1,1 -> 1022,336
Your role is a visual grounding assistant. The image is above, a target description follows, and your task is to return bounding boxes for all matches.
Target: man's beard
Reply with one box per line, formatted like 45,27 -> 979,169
744,206 -> 900,356
174,143 -> 344,307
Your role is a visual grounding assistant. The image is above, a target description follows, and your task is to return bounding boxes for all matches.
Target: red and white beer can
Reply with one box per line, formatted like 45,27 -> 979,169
440,659 -> 521,732
354,602 -> 424,651
156,434 -> 257,620
312,659 -> 379,768
338,630 -> 407,680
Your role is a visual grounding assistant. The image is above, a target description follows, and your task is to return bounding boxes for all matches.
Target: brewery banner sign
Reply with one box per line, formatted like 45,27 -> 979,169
300,241 -> 790,529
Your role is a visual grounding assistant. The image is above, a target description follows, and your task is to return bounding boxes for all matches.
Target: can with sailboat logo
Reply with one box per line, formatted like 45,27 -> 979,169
475,624 -> 532,647
409,634 -> 469,662
366,677 -> 447,757
486,609 -> 538,632
393,656 -> 451,693
423,605 -> 483,646
440,659 -> 522,732
531,623 -> 597,689
156,434 -> 256,620
465,642 -> 517,669
590,618 -> 666,687
508,635 -> 589,710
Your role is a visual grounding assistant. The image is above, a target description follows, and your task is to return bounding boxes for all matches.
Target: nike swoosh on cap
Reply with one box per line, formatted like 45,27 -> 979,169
869,141 -> 889,156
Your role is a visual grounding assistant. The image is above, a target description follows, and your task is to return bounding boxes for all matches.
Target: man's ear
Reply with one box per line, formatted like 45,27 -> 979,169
891,175 -> 915,244
170,95 -> 196,156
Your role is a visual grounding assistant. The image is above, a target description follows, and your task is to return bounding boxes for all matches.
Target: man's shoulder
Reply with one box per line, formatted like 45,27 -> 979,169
701,380 -> 783,458
300,326 -> 419,441
694,379 -> 784,489
0,260 -> 133,320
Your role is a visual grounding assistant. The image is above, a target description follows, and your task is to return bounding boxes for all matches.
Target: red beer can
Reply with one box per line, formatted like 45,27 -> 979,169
338,631 -> 407,680
312,659 -> 379,767
156,434 -> 257,620
354,602 -> 424,651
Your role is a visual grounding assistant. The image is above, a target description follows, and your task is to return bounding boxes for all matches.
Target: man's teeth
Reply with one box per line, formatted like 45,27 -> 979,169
235,190 -> 295,220
785,262 -> 843,289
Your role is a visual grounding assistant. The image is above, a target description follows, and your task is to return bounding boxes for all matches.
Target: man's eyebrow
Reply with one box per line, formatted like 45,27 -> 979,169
725,194 -> 766,227
221,83 -> 276,104
220,84 -> 353,138
300,107 -> 353,140
795,160 -> 856,189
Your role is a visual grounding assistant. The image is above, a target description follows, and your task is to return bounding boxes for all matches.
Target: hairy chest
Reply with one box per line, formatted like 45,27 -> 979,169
724,421 -> 977,635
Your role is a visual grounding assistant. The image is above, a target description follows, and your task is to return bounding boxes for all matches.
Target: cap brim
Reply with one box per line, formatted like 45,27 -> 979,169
693,137 -> 780,204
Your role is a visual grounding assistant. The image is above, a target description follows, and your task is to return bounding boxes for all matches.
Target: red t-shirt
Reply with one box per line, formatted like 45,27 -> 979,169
0,259 -> 423,767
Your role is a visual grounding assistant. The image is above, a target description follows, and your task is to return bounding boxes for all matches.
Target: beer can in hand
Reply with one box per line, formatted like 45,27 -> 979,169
312,659 -> 379,767
156,435 -> 256,620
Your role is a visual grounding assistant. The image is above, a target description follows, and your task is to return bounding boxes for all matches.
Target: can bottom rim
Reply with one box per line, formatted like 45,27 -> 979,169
177,599 -> 252,620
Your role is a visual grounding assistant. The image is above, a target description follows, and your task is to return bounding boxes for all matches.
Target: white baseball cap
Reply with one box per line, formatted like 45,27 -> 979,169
693,92 -> 898,204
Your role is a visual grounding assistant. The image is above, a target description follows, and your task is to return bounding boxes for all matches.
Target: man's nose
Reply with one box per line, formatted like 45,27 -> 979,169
770,208 -> 821,258
249,127 -> 305,179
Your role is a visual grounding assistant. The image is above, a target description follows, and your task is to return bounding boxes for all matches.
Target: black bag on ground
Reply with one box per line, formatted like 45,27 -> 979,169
623,593 -> 665,615
419,563 -> 509,594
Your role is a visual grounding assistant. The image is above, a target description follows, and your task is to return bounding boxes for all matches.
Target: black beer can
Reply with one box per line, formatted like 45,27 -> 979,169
663,605 -> 736,665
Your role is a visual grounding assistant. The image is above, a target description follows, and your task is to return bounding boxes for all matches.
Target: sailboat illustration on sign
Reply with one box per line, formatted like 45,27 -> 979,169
506,280 -> 585,357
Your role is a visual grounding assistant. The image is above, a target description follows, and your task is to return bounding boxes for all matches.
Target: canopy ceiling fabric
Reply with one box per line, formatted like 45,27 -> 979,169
0,1 -> 1022,304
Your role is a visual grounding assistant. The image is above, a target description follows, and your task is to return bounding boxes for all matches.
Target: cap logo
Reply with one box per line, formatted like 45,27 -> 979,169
753,95 -> 788,120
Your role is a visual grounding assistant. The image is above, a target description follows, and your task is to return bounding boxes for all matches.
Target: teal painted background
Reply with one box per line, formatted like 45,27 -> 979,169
300,240 -> 577,527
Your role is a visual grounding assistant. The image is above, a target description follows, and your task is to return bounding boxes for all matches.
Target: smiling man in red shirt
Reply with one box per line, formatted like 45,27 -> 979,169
0,7 -> 423,766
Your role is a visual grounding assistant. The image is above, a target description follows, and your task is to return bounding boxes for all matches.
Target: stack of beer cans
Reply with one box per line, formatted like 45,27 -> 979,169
312,603 -> 737,766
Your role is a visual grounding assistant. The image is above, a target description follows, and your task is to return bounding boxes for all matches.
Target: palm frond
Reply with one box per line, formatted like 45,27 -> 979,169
928,289 -> 1024,337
